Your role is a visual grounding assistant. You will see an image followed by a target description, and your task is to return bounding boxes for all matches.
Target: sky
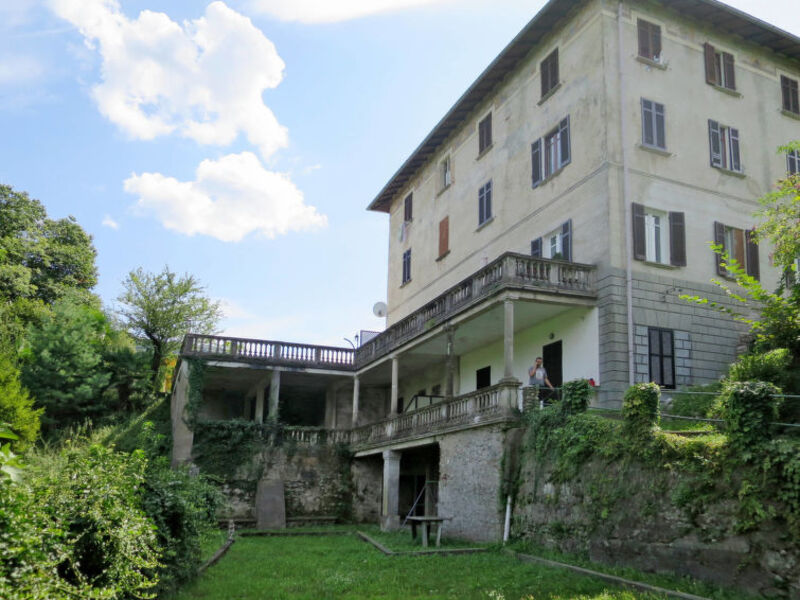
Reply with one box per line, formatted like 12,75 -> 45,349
1,0 -> 798,348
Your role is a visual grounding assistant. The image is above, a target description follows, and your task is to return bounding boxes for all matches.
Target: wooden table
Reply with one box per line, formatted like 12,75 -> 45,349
407,516 -> 452,548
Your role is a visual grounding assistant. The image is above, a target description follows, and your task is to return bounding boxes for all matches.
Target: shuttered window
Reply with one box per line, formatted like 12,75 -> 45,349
714,222 -> 759,280
541,48 -> 559,99
637,19 -> 662,62
438,217 -> 449,258
533,116 -> 571,186
632,203 -> 685,266
708,120 -> 742,173
648,328 -> 675,389
478,181 -> 492,226
530,220 -> 573,262
781,75 -> 800,115
704,43 -> 736,91
788,150 -> 800,175
440,156 -> 452,190
641,99 -> 666,149
402,249 -> 411,285
478,113 -> 492,155
403,193 -> 413,222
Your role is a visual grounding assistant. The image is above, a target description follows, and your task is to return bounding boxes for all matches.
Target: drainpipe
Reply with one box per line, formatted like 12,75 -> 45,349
618,1 -> 635,386
502,494 -> 512,543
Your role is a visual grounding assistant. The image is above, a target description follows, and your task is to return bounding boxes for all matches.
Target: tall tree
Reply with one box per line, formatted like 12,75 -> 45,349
116,267 -> 222,387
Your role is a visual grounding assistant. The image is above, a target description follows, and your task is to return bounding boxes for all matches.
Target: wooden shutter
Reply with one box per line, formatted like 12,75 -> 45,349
729,128 -> 741,172
638,19 -> 651,59
642,99 -> 654,145
655,102 -> 665,149
652,23 -> 662,59
669,212 -> 686,267
704,43 -> 717,85
404,193 -> 413,221
746,229 -> 760,280
438,217 -> 449,258
632,203 -> 646,261
559,116 -> 570,166
782,76 -> 792,111
708,120 -> 722,167
551,49 -> 559,92
531,237 -> 542,258
714,221 -> 725,276
561,219 -> 572,262
531,139 -> 542,186
722,52 -> 736,90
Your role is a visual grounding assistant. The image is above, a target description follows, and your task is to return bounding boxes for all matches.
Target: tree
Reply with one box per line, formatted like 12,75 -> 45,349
0,185 -> 98,306
755,142 -> 800,273
116,267 -> 222,387
0,353 -> 41,451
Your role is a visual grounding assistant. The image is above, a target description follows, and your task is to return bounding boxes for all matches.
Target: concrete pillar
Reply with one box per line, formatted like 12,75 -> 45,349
503,299 -> 515,380
351,376 -> 360,428
445,327 -> 456,401
424,463 -> 435,516
170,361 -> 194,467
268,369 -> 281,420
254,386 -> 265,424
381,450 -> 402,531
390,355 -> 399,415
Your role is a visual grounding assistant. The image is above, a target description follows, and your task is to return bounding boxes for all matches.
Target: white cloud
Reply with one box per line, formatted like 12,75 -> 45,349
50,0 -> 288,159
101,214 -> 119,229
124,151 -> 327,242
245,0 -> 453,23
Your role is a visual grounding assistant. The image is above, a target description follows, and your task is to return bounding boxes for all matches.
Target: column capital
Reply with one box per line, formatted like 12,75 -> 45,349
382,449 -> 401,462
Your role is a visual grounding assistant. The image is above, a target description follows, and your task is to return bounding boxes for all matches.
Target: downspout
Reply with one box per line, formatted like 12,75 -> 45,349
618,1 -> 635,386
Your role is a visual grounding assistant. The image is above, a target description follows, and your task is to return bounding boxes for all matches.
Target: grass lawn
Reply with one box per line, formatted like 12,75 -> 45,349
172,532 -> 670,599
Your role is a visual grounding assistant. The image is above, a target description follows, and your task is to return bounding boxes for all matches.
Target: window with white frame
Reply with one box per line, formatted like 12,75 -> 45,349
478,180 -> 492,226
703,43 -> 736,91
641,99 -> 666,150
788,149 -> 799,175
531,220 -> 572,261
632,204 -> 686,266
713,222 -> 759,280
440,156 -> 452,190
532,116 -> 571,187
644,209 -> 669,264
708,120 -> 742,173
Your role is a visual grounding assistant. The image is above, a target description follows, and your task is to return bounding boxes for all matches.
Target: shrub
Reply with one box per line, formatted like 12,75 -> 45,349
727,348 -> 792,389
622,383 -> 660,438
560,379 -> 592,415
721,381 -> 780,451
0,353 -> 40,450
667,383 -> 721,418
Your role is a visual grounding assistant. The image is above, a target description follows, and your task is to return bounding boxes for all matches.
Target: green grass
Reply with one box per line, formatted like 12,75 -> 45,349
357,524 -> 487,552
171,532 -> 674,599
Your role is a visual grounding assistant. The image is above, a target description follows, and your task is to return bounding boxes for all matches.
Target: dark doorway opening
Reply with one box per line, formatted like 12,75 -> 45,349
542,340 -> 563,387
399,445 -> 440,519
476,366 -> 491,389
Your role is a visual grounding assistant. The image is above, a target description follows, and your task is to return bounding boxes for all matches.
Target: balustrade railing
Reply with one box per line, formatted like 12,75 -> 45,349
181,334 -> 354,369
355,253 -> 595,367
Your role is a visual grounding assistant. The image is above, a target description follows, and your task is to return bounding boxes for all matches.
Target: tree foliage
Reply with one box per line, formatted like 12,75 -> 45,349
116,267 -> 222,386
0,354 -> 40,450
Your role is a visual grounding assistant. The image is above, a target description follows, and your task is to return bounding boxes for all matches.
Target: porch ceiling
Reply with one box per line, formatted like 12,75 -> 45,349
202,363 -> 351,395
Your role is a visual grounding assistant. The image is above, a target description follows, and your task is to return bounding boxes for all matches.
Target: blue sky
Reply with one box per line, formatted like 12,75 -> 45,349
1,0 -> 798,347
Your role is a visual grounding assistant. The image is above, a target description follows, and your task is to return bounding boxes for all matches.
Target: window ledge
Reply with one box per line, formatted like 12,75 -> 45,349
436,183 -> 452,198
476,144 -> 494,161
781,108 -> 800,121
436,250 -> 450,262
532,163 -> 569,189
712,166 -> 746,178
476,217 -> 495,232
643,260 -> 680,270
638,143 -> 672,157
400,279 -> 412,288
636,56 -> 668,70
709,83 -> 741,98
537,81 -> 562,106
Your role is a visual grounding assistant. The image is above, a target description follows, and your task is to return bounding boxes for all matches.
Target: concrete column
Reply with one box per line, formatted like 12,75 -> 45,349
381,450 -> 402,531
503,299 -> 515,380
445,327 -> 456,401
268,369 -> 281,421
390,355 -> 399,415
170,361 -> 194,467
254,386 -> 265,424
351,375 -> 360,428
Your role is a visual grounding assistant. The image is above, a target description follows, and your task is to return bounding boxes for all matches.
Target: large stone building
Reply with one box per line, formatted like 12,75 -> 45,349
172,0 -> 800,541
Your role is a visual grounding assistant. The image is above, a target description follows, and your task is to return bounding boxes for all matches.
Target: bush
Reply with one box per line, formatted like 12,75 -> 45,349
667,383 -> 721,418
0,353 -> 40,450
721,381 -> 781,451
727,348 -> 792,390
622,383 -> 661,438
560,379 -> 592,415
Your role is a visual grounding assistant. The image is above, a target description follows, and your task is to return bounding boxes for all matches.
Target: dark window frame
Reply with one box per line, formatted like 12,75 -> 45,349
401,249 -> 412,285
708,119 -> 742,173
403,193 -> 413,222
704,43 -> 736,91
476,366 -> 491,390
648,327 -> 675,389
540,48 -> 559,99
782,75 -> 800,114
478,180 -> 493,226
478,113 -> 492,155
788,149 -> 800,175
637,18 -> 662,62
641,98 -> 666,150
532,116 -> 571,187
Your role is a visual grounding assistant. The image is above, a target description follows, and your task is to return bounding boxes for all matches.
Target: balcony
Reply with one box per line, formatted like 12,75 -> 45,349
354,252 -> 596,367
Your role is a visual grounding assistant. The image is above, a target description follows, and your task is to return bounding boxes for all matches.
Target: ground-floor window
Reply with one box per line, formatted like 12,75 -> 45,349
648,327 -> 675,389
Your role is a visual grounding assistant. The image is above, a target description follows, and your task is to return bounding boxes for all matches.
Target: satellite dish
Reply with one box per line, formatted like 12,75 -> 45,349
373,302 -> 388,318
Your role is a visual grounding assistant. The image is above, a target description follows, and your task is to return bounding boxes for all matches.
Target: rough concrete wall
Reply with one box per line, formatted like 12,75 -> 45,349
170,361 -> 194,467
438,426 -> 505,542
351,455 -> 382,523
355,386 -> 388,427
217,444 -> 349,522
513,456 -> 799,599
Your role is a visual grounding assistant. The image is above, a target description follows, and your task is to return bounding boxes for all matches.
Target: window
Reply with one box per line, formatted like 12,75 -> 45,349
782,75 -> 800,115
440,156 -> 452,190
703,43 -> 736,91
632,204 -> 685,266
713,222 -> 759,280
531,116 -> 571,186
540,48 -> 559,99
789,149 -> 800,175
403,193 -> 413,222
531,220 -> 572,261
478,181 -> 492,226
431,384 -> 442,396
648,328 -> 675,389
438,216 -> 449,258
478,113 -> 492,154
637,19 -> 662,62
708,120 -> 742,173
402,249 -> 411,285
641,99 -> 666,150
476,366 -> 491,390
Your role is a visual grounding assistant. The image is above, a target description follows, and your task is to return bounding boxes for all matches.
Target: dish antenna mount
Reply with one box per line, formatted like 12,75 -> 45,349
373,302 -> 388,318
